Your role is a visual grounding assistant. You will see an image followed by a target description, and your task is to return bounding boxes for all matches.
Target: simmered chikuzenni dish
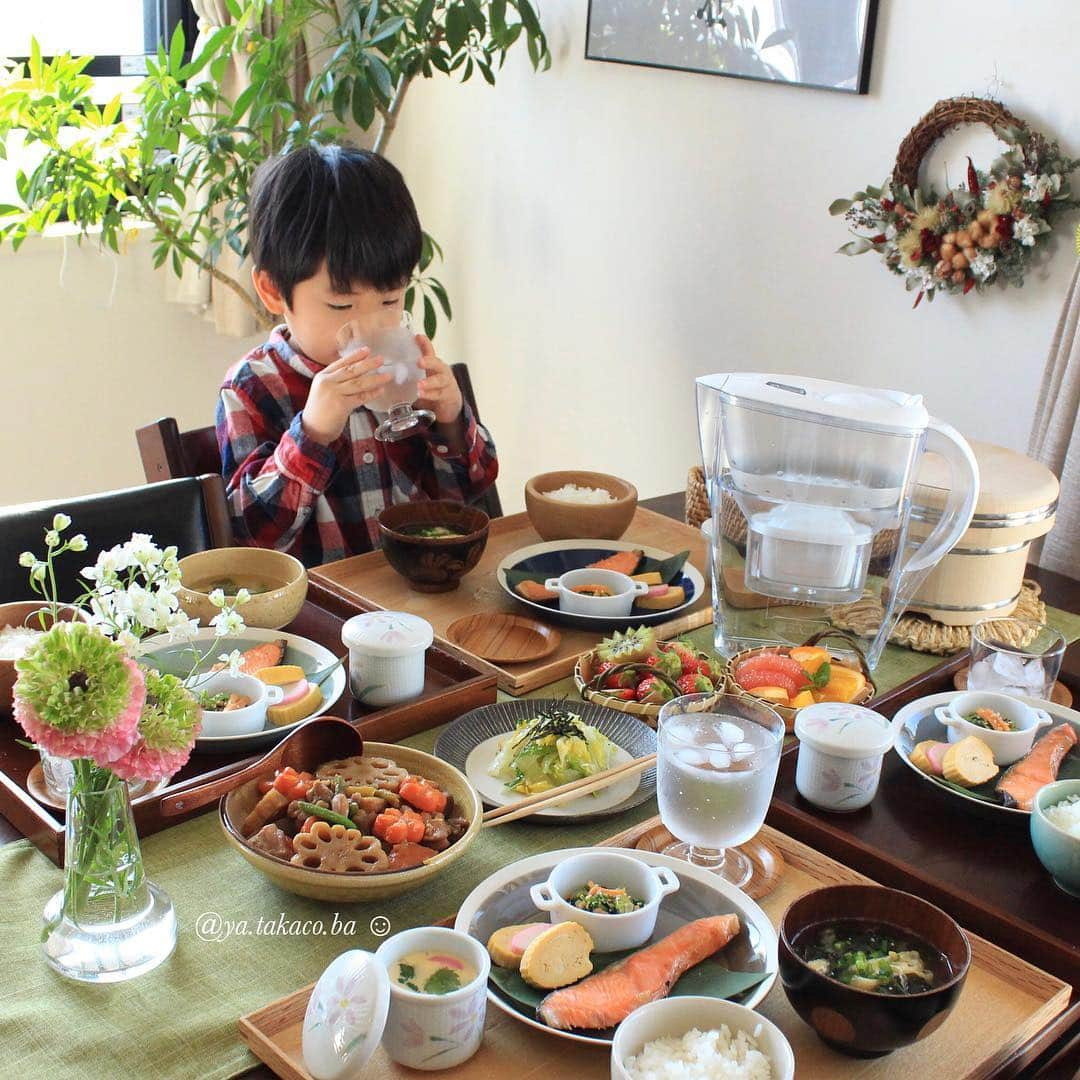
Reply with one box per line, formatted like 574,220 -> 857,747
793,919 -> 950,994
238,755 -> 469,874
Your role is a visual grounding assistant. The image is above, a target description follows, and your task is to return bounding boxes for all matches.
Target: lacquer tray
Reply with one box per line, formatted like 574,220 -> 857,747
308,507 -> 713,694
0,595 -> 496,865
237,822 -> 1070,1080
768,648 -> 1080,988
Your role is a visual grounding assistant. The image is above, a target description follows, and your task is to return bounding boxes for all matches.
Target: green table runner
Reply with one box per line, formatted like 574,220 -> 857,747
6,603 -> 1080,1080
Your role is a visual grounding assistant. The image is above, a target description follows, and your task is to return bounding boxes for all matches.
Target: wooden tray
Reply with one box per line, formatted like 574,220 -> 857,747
237,822 -> 1070,1080
308,507 -> 712,694
768,648 -> 1080,988
0,595 -> 496,866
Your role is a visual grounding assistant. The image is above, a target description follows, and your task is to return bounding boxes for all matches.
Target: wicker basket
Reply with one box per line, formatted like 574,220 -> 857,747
724,630 -> 877,732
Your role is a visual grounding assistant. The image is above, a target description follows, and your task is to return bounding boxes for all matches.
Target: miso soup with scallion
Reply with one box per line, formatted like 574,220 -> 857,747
793,920 -> 951,995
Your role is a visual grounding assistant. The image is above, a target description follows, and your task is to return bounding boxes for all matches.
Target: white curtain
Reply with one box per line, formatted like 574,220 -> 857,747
1028,262 -> 1080,574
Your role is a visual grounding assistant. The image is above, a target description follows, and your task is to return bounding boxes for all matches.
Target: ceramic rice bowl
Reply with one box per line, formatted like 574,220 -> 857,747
177,548 -> 307,630
219,741 -> 481,902
525,471 -> 637,541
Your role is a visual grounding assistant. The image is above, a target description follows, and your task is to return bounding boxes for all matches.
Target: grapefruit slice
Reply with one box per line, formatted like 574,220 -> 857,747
735,653 -> 810,686
737,668 -> 805,696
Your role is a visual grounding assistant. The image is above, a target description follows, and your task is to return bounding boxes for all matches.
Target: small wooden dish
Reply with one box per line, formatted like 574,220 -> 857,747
26,763 -> 168,811
623,822 -> 785,902
953,665 -> 1073,708
446,613 -> 561,664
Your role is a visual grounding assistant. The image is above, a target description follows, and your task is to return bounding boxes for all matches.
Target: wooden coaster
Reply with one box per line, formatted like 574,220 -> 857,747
446,612 -> 561,664
953,666 -> 1073,708
26,763 -> 168,810
626,822 -> 784,901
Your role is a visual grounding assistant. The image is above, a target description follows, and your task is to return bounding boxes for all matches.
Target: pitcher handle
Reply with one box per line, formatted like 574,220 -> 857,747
902,418 -> 979,577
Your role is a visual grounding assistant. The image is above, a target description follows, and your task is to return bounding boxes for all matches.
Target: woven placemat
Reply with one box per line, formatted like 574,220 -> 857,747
830,580 -> 1047,655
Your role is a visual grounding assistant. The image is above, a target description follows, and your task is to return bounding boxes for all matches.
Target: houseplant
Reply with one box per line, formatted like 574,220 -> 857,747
0,0 -> 550,335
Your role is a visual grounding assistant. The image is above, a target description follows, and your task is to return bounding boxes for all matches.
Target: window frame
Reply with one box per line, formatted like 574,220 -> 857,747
5,0 -> 199,77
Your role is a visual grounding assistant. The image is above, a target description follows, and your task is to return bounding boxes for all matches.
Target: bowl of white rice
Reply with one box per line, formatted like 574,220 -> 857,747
1031,778 -> 1080,898
525,471 -> 638,542
611,996 -> 794,1080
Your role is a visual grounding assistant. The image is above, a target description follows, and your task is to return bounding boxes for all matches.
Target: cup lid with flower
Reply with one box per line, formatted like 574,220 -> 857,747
794,702 -> 895,759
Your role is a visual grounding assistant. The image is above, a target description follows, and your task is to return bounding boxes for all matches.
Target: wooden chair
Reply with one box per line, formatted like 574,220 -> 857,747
0,475 -> 232,604
136,363 -> 504,518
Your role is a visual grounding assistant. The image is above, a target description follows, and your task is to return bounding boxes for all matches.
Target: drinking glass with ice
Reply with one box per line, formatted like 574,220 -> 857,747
656,692 -> 785,887
968,618 -> 1066,701
335,321 -> 435,442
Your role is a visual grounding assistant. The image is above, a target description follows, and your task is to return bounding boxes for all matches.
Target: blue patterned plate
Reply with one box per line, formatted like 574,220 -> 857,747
496,539 -> 704,631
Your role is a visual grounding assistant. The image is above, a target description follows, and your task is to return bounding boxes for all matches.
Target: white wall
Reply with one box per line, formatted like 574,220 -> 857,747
389,0 -> 1080,512
0,230 -> 260,506
2,0 -> 1078,513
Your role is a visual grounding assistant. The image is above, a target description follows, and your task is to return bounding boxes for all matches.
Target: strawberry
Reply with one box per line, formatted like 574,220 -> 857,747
610,688 -> 637,701
603,667 -> 638,690
664,640 -> 697,669
677,673 -> 715,695
636,676 -> 674,705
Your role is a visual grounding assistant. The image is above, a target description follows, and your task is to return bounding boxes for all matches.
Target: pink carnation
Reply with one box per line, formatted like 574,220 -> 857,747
109,731 -> 199,784
14,657 -> 146,765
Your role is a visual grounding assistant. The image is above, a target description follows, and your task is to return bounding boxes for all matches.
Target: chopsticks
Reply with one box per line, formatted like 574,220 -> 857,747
481,753 -> 657,828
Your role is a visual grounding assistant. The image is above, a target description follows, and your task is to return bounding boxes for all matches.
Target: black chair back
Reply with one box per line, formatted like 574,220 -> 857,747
0,476 -> 232,604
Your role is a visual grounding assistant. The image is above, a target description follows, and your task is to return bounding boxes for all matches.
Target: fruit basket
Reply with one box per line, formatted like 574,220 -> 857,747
574,627 -> 726,724
725,630 -> 876,731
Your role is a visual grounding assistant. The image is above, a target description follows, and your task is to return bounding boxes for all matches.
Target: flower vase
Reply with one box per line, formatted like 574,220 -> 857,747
42,764 -> 176,982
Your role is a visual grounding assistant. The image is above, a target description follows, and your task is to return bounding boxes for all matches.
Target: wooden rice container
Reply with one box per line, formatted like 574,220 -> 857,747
907,440 -> 1058,626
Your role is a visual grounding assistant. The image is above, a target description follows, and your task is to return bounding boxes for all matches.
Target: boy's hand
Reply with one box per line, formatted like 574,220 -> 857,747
302,348 -> 392,445
415,335 -> 464,427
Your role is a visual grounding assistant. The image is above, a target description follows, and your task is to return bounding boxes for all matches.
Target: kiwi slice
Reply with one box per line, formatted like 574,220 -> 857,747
596,626 -> 658,665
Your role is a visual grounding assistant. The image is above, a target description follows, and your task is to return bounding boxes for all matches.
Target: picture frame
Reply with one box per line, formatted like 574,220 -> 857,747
585,0 -> 880,95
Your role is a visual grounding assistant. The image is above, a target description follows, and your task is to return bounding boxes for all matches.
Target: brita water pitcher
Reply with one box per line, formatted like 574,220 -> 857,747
696,374 -> 979,669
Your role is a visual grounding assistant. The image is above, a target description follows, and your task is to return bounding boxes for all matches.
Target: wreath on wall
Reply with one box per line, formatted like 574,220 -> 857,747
830,97 -> 1080,306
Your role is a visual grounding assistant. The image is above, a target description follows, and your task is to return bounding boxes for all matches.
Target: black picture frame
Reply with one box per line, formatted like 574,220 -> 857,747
585,0 -> 880,96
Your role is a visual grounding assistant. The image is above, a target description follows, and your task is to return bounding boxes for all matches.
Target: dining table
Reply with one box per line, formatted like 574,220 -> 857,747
3,490 -> 1079,1080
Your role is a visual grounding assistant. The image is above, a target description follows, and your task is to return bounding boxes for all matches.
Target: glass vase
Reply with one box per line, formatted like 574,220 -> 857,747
42,763 -> 176,982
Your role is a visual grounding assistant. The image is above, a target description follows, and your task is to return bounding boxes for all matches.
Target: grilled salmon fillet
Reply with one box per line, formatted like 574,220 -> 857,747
536,914 -> 741,1031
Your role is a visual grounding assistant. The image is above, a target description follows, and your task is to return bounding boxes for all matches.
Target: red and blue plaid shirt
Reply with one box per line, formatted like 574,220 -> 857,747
217,327 -> 498,567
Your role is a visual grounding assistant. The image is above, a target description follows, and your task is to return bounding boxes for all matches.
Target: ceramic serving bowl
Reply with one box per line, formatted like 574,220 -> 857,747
610,996 -> 795,1080
934,690 -> 1053,765
374,926 -> 490,1070
525,471 -> 638,542
778,884 -> 970,1057
377,502 -> 489,593
529,849 -> 680,952
177,548 -> 307,630
543,568 -> 648,617
219,741 -> 482,902
0,601 -> 85,712
1030,778 -> 1080,897
189,670 -> 284,738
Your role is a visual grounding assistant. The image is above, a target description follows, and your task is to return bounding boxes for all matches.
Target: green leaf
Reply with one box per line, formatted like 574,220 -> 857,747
169,23 -> 186,77
351,78 -> 375,129
367,54 -> 394,100
446,6 -> 470,53
422,293 -> 437,338
810,662 -> 831,689
760,28 -> 794,49
367,16 -> 405,47
828,198 -> 853,215
422,967 -> 462,995
518,0 -> 542,37
751,7 -> 760,39
837,238 -> 873,256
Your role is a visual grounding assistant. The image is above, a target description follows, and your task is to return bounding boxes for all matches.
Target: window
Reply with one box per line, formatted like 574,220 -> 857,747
2,1 -> 198,80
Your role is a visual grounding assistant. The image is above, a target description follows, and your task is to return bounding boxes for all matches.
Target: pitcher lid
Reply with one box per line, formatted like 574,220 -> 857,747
698,373 -> 930,435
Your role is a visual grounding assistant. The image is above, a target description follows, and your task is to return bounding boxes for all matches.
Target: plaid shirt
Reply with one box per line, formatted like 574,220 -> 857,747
217,327 -> 498,567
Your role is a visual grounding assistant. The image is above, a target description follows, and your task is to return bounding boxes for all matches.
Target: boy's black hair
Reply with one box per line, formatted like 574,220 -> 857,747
248,144 -> 422,304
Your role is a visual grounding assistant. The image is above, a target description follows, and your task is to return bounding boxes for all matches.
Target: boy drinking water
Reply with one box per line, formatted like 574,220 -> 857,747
217,145 -> 498,566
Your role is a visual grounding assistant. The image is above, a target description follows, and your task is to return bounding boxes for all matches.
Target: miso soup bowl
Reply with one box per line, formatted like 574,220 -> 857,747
177,548 -> 307,630
778,884 -> 970,1057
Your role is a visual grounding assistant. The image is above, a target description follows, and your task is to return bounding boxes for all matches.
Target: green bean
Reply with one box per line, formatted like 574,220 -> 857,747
297,801 -> 354,829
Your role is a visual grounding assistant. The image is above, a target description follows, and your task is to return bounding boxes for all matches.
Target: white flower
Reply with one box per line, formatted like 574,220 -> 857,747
1023,172 -> 1062,201
117,629 -> 141,654
83,544 -> 130,584
234,588 -> 252,606
52,513 -> 71,532
218,649 -> 244,676
30,561 -> 48,582
164,611 -> 200,643
208,588 -> 227,609
44,530 -> 60,548
68,534 -> 88,552
885,223 -> 898,240
122,533 -> 162,568
1014,217 -> 1040,246
210,609 -> 246,637
18,551 -> 35,568
970,251 -> 996,282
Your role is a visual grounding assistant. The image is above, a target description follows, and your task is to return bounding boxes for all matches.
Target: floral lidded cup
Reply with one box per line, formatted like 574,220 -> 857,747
374,926 -> 490,1071
794,702 -> 895,813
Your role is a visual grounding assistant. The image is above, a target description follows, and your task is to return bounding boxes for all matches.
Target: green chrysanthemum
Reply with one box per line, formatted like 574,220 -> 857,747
13,622 -> 145,763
